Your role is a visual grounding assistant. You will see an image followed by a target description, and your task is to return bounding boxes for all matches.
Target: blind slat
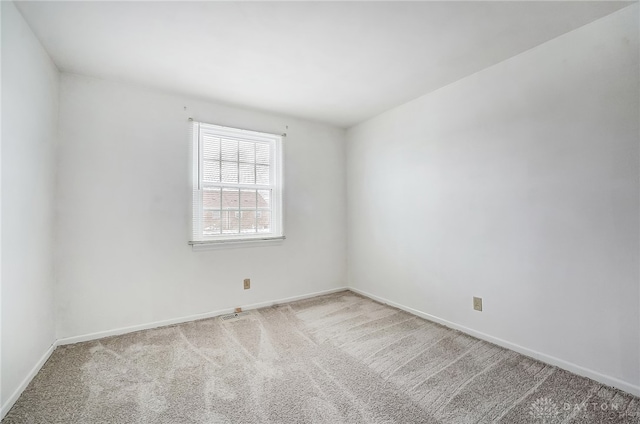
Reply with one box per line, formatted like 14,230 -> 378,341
190,120 -> 282,243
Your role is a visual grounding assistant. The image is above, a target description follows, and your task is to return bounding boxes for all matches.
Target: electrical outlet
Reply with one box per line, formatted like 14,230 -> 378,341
244,278 -> 250,290
473,297 -> 483,311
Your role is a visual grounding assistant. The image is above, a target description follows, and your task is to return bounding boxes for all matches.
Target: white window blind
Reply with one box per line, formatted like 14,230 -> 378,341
190,121 -> 283,244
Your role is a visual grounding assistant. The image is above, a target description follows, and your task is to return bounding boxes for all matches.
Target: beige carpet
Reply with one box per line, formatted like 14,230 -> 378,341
3,291 -> 639,423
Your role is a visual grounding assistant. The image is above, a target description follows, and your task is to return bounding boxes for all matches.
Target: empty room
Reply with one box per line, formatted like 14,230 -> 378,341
2,1 -> 639,422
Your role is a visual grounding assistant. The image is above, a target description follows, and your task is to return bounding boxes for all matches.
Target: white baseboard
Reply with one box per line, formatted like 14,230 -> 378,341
236,286 -> 349,311
57,286 -> 349,346
1,342 -> 57,419
348,286 -> 640,397
6,284 -> 635,421
3,287 -> 347,418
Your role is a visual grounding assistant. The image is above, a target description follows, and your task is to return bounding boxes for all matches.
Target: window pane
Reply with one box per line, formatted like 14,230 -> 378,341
256,143 -> 270,165
222,188 -> 239,209
256,165 -> 270,185
202,136 -> 220,160
221,139 -> 238,161
221,210 -> 239,234
239,163 -> 255,184
193,122 -> 281,242
257,190 -> 271,208
239,141 -> 255,163
240,210 -> 257,233
221,161 -> 238,183
257,210 -> 271,233
203,210 -> 221,235
203,160 -> 220,183
203,188 -> 221,209
240,190 -> 257,209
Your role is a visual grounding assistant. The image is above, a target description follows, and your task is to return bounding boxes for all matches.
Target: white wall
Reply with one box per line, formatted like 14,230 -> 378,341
347,5 -> 639,394
1,1 -> 59,412
56,74 -> 347,339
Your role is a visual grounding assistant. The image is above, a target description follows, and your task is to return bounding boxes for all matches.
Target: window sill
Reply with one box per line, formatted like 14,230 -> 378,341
189,236 -> 285,251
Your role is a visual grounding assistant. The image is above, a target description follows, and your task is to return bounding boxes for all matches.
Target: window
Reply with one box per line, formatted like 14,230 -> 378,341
190,121 -> 283,244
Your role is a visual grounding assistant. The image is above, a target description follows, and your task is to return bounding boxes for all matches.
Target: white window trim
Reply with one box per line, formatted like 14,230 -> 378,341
189,120 -> 284,246
190,236 -> 286,251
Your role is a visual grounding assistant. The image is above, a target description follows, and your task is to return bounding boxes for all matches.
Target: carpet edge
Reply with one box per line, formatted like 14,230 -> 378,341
1,342 -> 56,419
348,286 -> 640,398
56,286 -> 349,346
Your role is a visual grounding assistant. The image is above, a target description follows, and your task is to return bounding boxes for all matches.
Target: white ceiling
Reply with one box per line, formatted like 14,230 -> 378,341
16,1 -> 632,128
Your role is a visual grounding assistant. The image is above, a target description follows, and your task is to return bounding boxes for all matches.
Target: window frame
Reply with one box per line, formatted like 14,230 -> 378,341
189,120 -> 284,246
